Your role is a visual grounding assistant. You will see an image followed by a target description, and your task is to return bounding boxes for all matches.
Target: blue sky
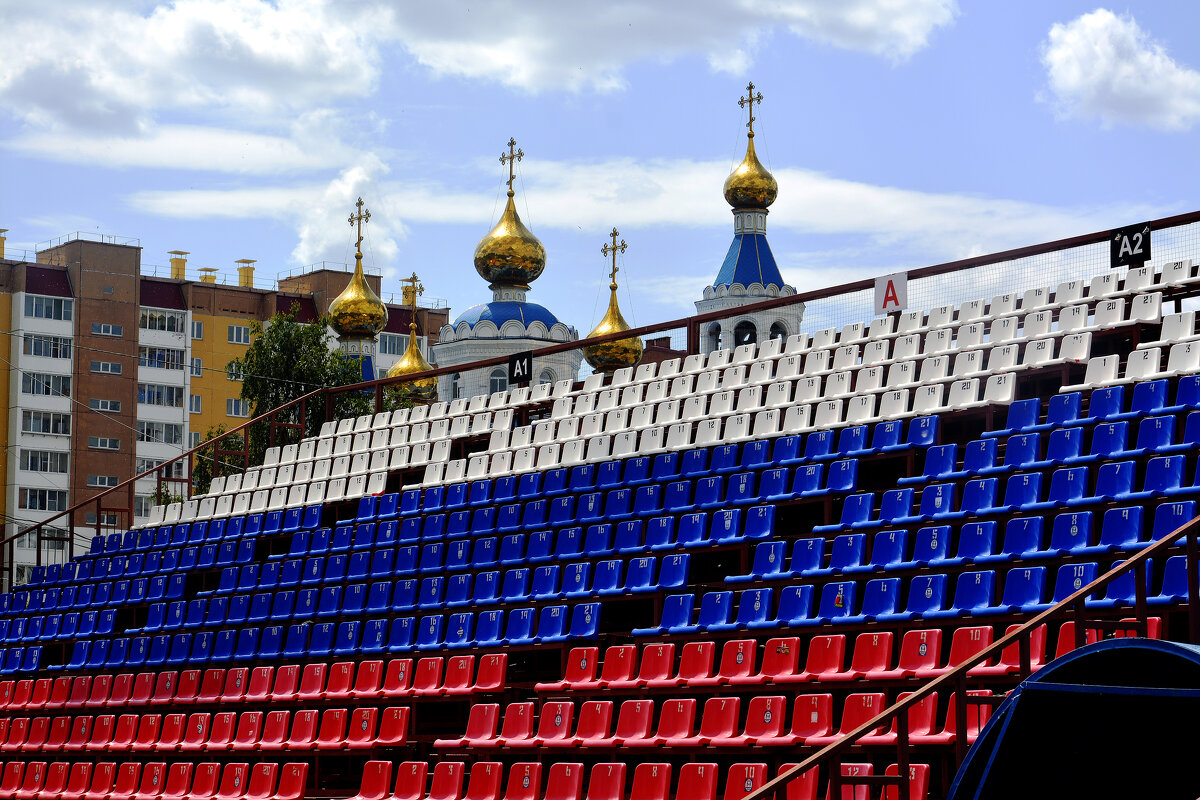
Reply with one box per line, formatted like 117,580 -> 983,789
3,1 -> 1198,334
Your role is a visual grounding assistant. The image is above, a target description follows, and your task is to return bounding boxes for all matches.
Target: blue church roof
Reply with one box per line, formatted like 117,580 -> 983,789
713,233 -> 785,288
454,300 -> 563,330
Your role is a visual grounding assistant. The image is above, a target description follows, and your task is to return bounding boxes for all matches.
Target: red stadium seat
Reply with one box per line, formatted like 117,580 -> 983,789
180,713 -> 212,752
501,763 -> 541,800
781,635 -> 846,683
242,667 -> 272,703
381,659 -> 415,697
129,673 -> 156,706
881,763 -> 930,800
85,714 -> 116,752
163,763 -> 194,800
197,669 -> 226,704
427,762 -> 466,800
130,714 -> 163,752
913,626 -> 991,679
270,665 -> 301,702
859,692 -> 937,745
776,764 -> 818,800
346,707 -> 380,749
107,674 -> 135,707
611,700 -> 654,746
81,763 -> 117,800
296,663 -> 329,701
1053,621 -> 1100,659
436,703 -> 500,748
1114,617 -> 1162,640
442,656 -> 476,695
693,640 -> 755,686
722,764 -> 767,800
471,654 -> 508,694
13,679 -> 37,711
495,702 -> 536,747
259,710 -> 291,750
648,641 -> 716,688
151,672 -> 179,705
342,761 -> 391,800
413,658 -> 445,696
87,674 -> 114,708
245,763 -> 279,800
464,762 -> 503,800
13,761 -> 45,800
133,763 -> 168,800
543,764 -> 584,800
835,632 -> 894,681
66,675 -> 93,708
561,701 -> 612,747
45,716 -> 71,751
535,647 -> 599,691
646,698 -> 696,746
825,763 -> 873,800
392,762 -> 428,800
716,695 -> 786,747
584,764 -> 626,800
595,645 -> 637,688
969,624 -> 1047,677
677,764 -> 718,800
807,693 -> 887,746
189,763 -> 222,800
3,717 -> 30,752
232,711 -> 265,751
910,690 -> 993,745
756,694 -> 833,746
174,670 -> 202,704
325,662 -> 356,700
376,708 -> 409,748
870,630 -> 941,680
351,660 -> 385,699
109,762 -> 142,800
521,701 -> 573,747
46,676 -> 72,710
631,644 -> 676,688
65,715 -> 92,752
205,712 -> 237,751
157,713 -> 187,751
61,762 -> 94,800
110,714 -> 140,751
315,708 -> 349,749
274,764 -> 309,800
23,716 -> 51,752
629,764 -> 671,800
677,696 -> 740,746
733,637 -> 800,685
215,764 -> 250,800
284,709 -> 319,750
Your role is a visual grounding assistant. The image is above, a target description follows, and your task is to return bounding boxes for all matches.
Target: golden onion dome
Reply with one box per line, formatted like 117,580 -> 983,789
386,322 -> 438,404
583,284 -> 644,374
473,192 -> 546,288
723,133 -> 778,209
328,257 -> 388,338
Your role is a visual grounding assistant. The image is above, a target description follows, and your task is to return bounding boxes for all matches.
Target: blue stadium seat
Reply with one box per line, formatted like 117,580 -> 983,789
583,525 -> 613,557
416,616 -> 444,650
592,560 -> 624,595
502,608 -> 537,645
468,480 -> 492,507
877,574 -> 947,621
376,493 -> 399,519
566,603 -> 601,639
368,581 -> 393,612
399,489 -> 422,516
757,467 -> 791,502
568,465 -> 596,493
633,594 -> 694,636
789,464 -> 824,497
680,449 -> 709,478
361,619 -> 388,653
517,471 -> 542,500
677,513 -> 709,547
1088,560 -> 1150,608
1071,422 -> 1133,464
730,541 -> 786,583
1072,460 -> 1135,505
898,526 -> 947,567
1077,506 -> 1144,554
814,493 -> 873,533
825,459 -> 858,494
532,566 -> 561,600
534,605 -> 568,643
1166,375 -> 1200,414
1130,415 -> 1176,456
814,581 -> 857,624
810,534 -> 866,576
900,444 -> 957,486
926,571 -> 995,618
1118,379 -> 1169,421
475,611 -> 504,647
445,614 -> 474,649
896,483 -> 956,524
842,578 -> 901,623
445,540 -> 472,572
562,563 -> 592,598
651,452 -> 681,482
555,527 -> 584,560
664,482 -> 693,514
1048,511 -> 1093,554
987,566 -> 1046,614
1150,555 -> 1195,604
785,538 -> 824,577
613,521 -> 643,553
1028,562 -> 1098,612
499,534 -> 525,565
624,558 -> 658,594
501,569 -> 530,603
527,530 -> 553,563
727,473 -> 759,505
596,460 -> 623,489
986,398 -> 1041,438
472,508 -> 497,536
1153,501 -> 1195,542
979,516 -> 1045,563
949,477 -> 1001,519
865,420 -> 903,453
604,488 -> 635,519
646,517 -> 677,551
935,521 -> 996,566
1081,386 -> 1124,424
550,496 -> 575,527
805,430 -> 835,460
709,588 -> 774,632
770,434 -> 802,465
835,425 -> 869,458
633,485 -> 663,516
444,482 -> 468,511
856,489 -> 913,530
387,618 -> 415,652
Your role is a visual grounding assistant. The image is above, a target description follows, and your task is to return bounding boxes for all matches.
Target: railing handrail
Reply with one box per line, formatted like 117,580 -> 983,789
742,511 -> 1200,800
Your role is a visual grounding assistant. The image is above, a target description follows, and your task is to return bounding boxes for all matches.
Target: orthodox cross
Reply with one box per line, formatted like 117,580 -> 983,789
601,227 -> 627,290
401,271 -> 424,333
739,82 -> 764,136
348,197 -> 371,254
499,137 -> 524,194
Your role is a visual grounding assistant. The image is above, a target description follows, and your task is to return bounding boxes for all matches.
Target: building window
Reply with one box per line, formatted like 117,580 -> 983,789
19,488 -> 68,511
138,383 -> 184,407
226,363 -> 244,381
24,295 -> 72,321
21,372 -> 71,397
449,373 -> 461,400
22,333 -> 72,358
189,394 -> 202,414
538,370 -> 555,386
92,322 -> 123,337
136,458 -> 185,478
88,436 -> 120,450
22,410 -> 70,435
192,320 -> 204,340
380,333 -> 412,355
138,346 -> 186,370
86,512 -> 120,527
228,325 -> 251,345
769,322 -> 788,340
91,360 -> 123,375
189,432 -> 202,448
190,357 -> 203,377
87,475 -> 119,488
19,450 -> 69,473
489,369 -> 507,394
139,308 -> 186,332
734,320 -> 758,347
89,398 -> 122,412
137,421 -> 183,445
134,496 -> 155,517
227,398 -> 249,418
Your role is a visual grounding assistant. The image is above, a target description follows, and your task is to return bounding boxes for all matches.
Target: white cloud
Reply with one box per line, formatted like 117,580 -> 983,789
1042,8 -> 1200,131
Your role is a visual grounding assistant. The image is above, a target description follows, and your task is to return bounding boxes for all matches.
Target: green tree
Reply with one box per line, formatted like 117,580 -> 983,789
227,305 -> 372,467
191,424 -> 242,496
